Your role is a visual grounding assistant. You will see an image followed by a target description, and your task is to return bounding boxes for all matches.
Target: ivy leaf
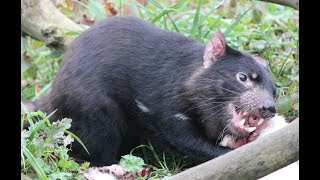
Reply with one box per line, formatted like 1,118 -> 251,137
119,155 -> 145,173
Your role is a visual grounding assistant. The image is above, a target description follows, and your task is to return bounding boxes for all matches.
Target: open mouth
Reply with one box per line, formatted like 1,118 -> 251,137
229,104 -> 269,138
218,104 -> 271,149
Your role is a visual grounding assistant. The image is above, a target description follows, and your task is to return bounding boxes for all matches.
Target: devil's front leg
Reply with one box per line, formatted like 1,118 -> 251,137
154,112 -> 232,163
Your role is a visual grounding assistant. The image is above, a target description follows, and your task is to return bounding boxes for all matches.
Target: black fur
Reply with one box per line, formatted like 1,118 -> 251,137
35,16 -> 276,166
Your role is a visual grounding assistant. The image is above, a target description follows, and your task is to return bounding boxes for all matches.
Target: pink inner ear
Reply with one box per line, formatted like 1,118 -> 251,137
254,57 -> 268,68
211,30 -> 226,56
203,30 -> 226,68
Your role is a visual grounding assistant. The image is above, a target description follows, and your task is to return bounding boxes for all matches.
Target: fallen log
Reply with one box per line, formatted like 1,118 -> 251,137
21,0 -> 84,50
168,118 -> 299,180
257,0 -> 299,10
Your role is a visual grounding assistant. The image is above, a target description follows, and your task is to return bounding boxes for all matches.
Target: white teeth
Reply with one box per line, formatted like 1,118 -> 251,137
219,135 -> 232,147
245,126 -> 256,132
243,112 -> 248,115
257,118 -> 264,125
239,119 -> 246,126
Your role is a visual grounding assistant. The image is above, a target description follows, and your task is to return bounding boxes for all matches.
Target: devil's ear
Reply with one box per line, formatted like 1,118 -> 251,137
254,57 -> 268,68
203,29 -> 226,68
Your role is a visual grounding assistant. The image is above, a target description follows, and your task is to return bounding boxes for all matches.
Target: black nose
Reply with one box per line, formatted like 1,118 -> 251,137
259,99 -> 276,119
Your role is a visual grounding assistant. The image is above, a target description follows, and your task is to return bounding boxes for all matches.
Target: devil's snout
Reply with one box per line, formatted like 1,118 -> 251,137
259,99 -> 276,119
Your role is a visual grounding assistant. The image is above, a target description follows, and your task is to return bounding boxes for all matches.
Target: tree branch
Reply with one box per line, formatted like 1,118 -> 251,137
21,0 -> 85,50
168,118 -> 299,180
256,0 -> 299,10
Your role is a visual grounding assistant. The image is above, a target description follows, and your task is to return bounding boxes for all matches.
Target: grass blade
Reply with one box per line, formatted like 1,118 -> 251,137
32,82 -> 51,101
277,48 -> 294,77
224,2 -> 256,36
204,18 -> 220,39
151,0 -> 190,23
21,116 -> 25,131
21,101 -> 29,114
199,0 -> 225,25
65,129 -> 90,155
152,9 -> 173,23
170,0 -> 190,9
28,110 -> 57,141
21,151 -> 26,170
72,0 -> 89,9
73,0 -> 105,21
22,146 -> 48,180
168,15 -> 180,32
87,0 -> 105,21
149,0 -> 164,10
130,0 -> 138,16
190,0 -> 202,38
61,28 -> 83,36
119,0 -> 122,16
134,1 -> 147,19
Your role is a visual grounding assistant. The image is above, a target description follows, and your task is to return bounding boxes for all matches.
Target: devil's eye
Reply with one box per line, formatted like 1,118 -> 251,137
239,73 -> 247,82
273,89 -> 277,98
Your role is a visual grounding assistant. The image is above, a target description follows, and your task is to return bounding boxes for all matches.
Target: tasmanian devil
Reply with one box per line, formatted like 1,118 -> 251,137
33,16 -> 277,166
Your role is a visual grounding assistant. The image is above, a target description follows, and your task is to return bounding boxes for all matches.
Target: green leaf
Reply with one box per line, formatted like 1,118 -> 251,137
56,146 -> 69,160
63,29 -> 83,36
119,154 -> 145,173
22,63 -> 37,79
57,159 -> 79,171
190,0 -> 201,37
151,0 -> 190,23
27,144 -> 36,154
119,0 -> 123,16
224,2 -> 256,37
249,40 -> 266,51
32,138 -> 45,155
287,81 -> 298,94
35,158 -> 51,173
21,130 -> 29,147
276,96 -> 292,114
65,130 -> 90,155
199,0 -> 224,25
21,101 -> 29,114
275,76 -> 291,87
168,15 -> 180,32
48,172 -> 72,180
32,82 -> 51,101
87,0 -> 105,21
52,118 -> 72,131
170,0 -> 190,10
63,135 -> 74,147
29,110 -> 57,141
149,0 -> 164,10
80,162 -> 90,171
22,146 -> 48,180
